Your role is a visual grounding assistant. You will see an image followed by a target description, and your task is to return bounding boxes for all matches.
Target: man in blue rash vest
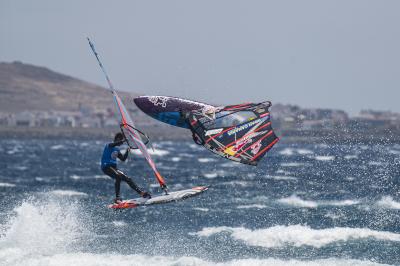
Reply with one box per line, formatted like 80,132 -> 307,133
101,132 -> 151,203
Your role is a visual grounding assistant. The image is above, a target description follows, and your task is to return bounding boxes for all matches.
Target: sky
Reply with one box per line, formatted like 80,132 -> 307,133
1,0 -> 399,114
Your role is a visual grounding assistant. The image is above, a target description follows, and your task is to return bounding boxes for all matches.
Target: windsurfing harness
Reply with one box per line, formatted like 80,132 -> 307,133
187,101 -> 279,166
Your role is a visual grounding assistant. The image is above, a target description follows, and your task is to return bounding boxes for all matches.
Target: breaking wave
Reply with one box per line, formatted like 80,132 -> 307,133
0,199 -> 386,266
376,196 -> 400,209
0,182 -> 16,188
0,197 -> 90,265
0,253 -> 388,266
277,195 -> 360,208
191,225 -> 400,248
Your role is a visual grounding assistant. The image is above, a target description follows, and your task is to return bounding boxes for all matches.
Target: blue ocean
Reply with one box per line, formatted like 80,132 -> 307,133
0,139 -> 399,266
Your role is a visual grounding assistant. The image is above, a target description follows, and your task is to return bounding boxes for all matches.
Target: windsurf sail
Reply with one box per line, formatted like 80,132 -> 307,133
87,38 -> 167,191
187,102 -> 279,165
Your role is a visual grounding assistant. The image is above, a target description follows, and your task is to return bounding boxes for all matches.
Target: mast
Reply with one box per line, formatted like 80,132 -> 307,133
87,38 -> 168,193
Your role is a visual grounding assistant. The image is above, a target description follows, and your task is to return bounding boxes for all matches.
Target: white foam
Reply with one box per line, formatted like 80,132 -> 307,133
275,169 -> 292,175
204,173 -> 218,179
221,162 -> 238,168
328,200 -> 360,206
266,175 -> 297,181
13,166 -> 28,171
7,147 -> 21,155
79,142 -> 90,147
193,207 -> 209,212
277,195 -> 318,208
130,149 -> 170,156
0,253 -> 386,266
279,148 -> 294,156
279,148 -> 314,156
198,158 -> 216,163
315,156 -> 335,161
324,211 -> 345,220
221,181 -> 249,187
203,170 -> 226,179
0,182 -> 16,188
237,204 -> 267,209
368,161 -> 383,166
49,190 -> 88,197
280,162 -> 304,167
0,199 -> 87,259
376,196 -> 400,209
247,173 -> 256,178
50,144 -> 65,150
344,155 -> 358,160
112,221 -> 127,227
192,225 -> 400,248
181,153 -> 195,158
297,149 -> 314,155
171,183 -> 184,190
94,175 -> 109,179
392,144 -> 400,149
189,143 -> 203,150
171,157 -> 181,162
70,175 -> 81,180
388,149 -> 400,155
7,150 -> 16,155
277,195 -> 360,208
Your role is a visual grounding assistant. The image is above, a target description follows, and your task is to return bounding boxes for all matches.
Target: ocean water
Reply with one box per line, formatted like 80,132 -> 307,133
0,139 -> 399,266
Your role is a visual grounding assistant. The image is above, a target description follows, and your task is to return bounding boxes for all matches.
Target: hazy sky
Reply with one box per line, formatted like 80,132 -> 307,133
1,0 -> 399,114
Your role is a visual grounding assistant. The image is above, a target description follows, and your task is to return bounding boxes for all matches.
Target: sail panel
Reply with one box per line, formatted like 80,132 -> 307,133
113,91 -> 167,188
188,101 -> 279,165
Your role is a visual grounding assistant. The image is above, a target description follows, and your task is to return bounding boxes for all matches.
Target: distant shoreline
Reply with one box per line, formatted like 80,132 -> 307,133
1,126 -> 399,144
0,126 -> 191,141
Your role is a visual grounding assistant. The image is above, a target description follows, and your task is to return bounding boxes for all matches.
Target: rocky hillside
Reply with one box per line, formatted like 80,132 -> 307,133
0,61 -> 136,113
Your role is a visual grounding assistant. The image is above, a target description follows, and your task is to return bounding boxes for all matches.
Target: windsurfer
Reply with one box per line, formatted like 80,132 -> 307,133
101,132 -> 151,203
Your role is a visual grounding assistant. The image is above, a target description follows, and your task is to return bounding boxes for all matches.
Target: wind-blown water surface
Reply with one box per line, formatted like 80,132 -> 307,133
0,140 -> 399,265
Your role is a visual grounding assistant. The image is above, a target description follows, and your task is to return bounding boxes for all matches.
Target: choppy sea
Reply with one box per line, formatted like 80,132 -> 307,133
0,139 -> 399,266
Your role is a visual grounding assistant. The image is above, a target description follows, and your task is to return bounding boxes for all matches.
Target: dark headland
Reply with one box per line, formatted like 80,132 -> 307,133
0,61 -> 399,144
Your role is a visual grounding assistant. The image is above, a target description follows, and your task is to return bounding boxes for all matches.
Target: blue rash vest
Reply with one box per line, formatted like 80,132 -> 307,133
101,143 -> 120,169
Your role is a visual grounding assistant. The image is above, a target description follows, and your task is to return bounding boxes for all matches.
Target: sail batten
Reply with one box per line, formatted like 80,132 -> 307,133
187,101 -> 279,165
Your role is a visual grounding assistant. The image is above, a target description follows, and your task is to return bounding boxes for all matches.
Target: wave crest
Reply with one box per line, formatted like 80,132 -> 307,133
191,225 -> 400,248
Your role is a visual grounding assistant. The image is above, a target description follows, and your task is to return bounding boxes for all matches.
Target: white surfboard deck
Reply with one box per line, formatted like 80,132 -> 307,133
108,186 -> 208,209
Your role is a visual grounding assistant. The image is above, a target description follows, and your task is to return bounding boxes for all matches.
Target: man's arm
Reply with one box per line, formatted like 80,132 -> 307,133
118,148 -> 130,162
